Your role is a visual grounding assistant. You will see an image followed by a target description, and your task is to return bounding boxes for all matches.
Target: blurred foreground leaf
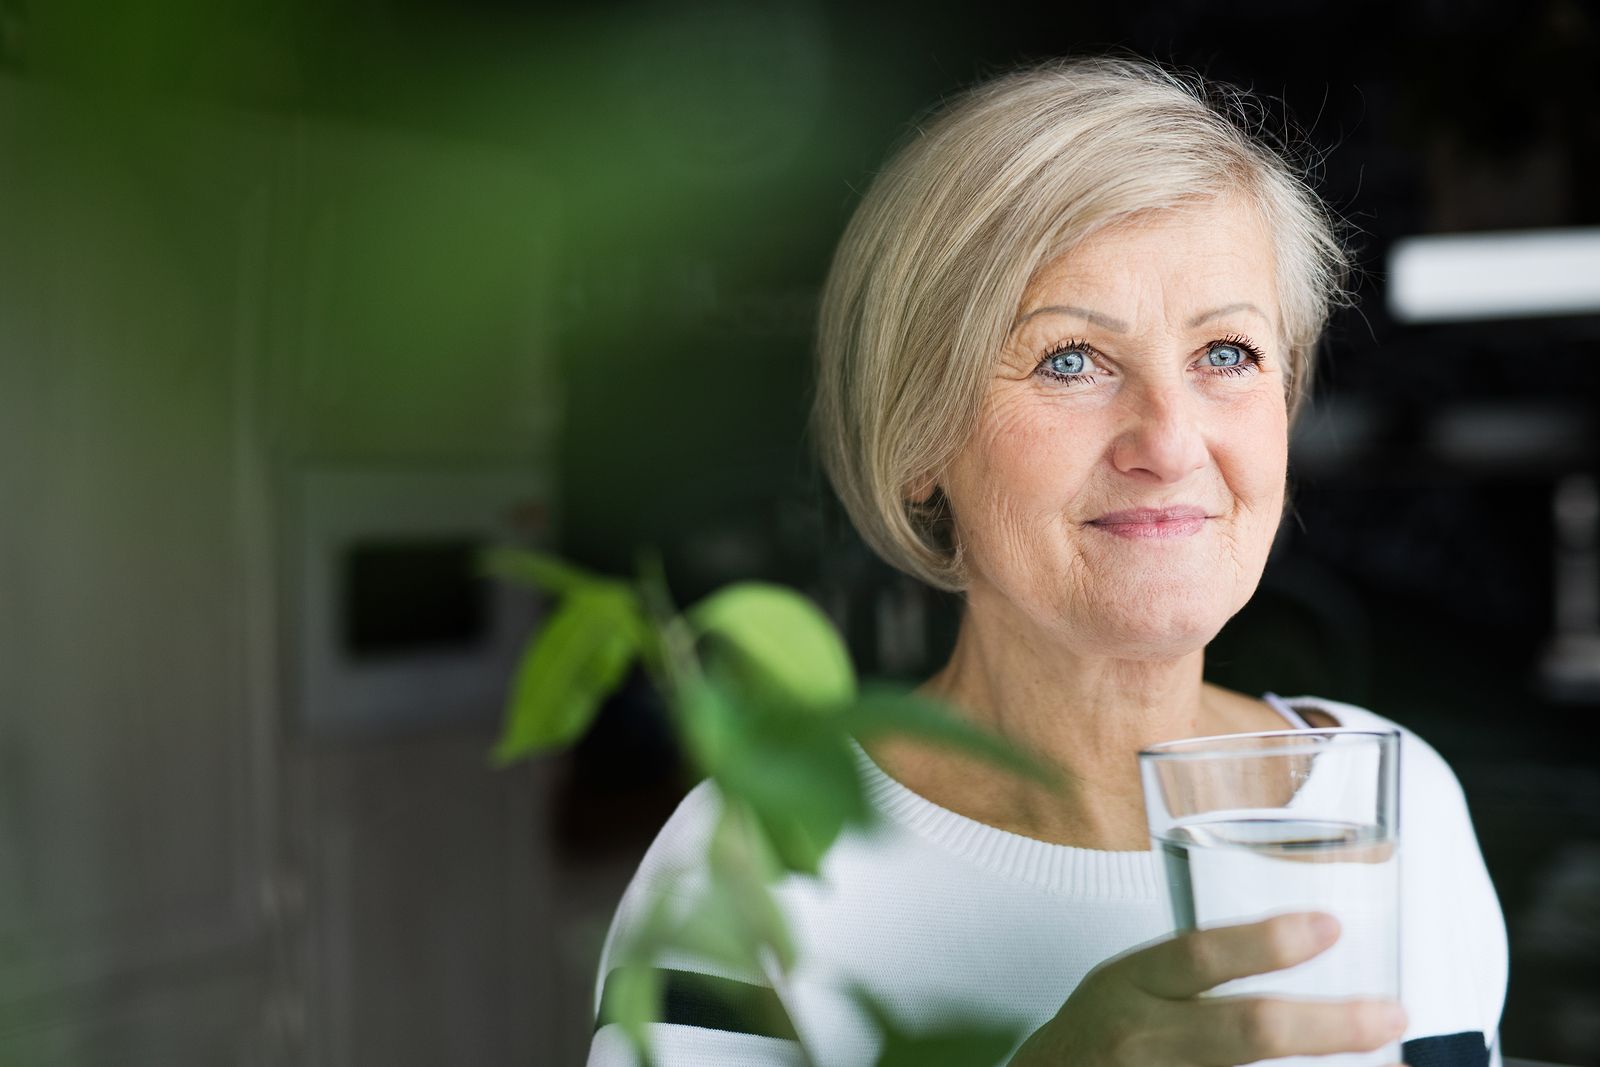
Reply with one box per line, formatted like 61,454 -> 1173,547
597,962 -> 663,1063
479,546 -> 611,598
688,582 -> 856,711
701,798 -> 796,970
677,675 -> 742,774
486,554 -> 1057,1067
683,679 -> 870,876
842,687 -> 1060,788
492,585 -> 645,763
600,806 -> 800,1058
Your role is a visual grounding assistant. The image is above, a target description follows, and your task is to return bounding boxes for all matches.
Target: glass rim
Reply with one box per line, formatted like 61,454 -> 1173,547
1138,726 -> 1400,762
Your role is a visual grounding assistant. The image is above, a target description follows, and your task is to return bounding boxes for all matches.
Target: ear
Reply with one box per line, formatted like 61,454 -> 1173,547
904,475 -> 937,506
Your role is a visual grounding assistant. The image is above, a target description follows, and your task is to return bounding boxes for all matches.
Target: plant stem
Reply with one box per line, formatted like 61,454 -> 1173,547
628,554 -> 818,1066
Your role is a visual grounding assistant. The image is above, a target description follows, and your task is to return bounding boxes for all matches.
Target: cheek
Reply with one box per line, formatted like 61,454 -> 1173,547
1216,394 -> 1289,528
943,399 -> 1102,577
951,399 -> 1095,518
1239,394 -> 1289,484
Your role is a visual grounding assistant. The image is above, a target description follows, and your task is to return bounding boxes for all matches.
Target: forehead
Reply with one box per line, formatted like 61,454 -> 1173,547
1017,196 -> 1279,319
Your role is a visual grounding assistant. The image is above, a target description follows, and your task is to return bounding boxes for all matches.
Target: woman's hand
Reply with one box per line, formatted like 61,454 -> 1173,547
1008,911 -> 1408,1066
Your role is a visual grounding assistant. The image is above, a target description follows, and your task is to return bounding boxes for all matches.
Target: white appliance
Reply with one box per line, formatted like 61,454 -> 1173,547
291,466 -> 551,735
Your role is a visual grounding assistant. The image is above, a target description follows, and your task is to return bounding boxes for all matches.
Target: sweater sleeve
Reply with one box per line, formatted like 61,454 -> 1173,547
1395,723 -> 1504,1049
1290,697 -> 1509,1065
585,780 -> 813,1067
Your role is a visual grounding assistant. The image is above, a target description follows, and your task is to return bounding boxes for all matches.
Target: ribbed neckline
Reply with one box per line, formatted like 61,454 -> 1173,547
846,693 -> 1341,899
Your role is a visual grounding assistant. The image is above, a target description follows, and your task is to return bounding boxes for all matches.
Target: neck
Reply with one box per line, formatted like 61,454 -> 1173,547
862,596 -> 1281,851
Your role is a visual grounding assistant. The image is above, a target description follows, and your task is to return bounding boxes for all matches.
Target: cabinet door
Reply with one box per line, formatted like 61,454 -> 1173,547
0,80 -> 281,1062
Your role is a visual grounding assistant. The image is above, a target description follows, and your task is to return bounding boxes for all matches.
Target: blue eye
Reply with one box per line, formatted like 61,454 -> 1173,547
1044,348 -> 1090,376
1033,342 -> 1098,385
1204,338 -> 1266,377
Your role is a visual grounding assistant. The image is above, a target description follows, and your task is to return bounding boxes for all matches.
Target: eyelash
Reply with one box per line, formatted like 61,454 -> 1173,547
1034,334 -> 1267,386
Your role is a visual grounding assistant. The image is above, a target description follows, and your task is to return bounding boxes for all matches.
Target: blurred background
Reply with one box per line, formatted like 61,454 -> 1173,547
1,0 -> 1598,1063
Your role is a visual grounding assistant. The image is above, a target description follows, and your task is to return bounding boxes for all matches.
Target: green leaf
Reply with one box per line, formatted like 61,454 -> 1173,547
715,702 -> 870,876
491,586 -> 645,764
592,813 -> 798,1063
597,963 -> 662,1061
687,583 -> 855,711
840,687 -> 1061,788
677,678 -> 743,780
665,887 -> 766,977
743,740 -> 865,875
478,546 -> 610,597
593,886 -> 687,1067
852,987 -> 1024,1067
706,798 -> 796,969
661,800 -> 796,976
679,676 -> 870,876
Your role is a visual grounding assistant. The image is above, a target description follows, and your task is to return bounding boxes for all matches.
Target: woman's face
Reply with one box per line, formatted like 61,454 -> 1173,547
938,195 -> 1289,659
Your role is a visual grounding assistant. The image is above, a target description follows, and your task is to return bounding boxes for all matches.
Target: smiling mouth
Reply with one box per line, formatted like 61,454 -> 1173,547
1090,505 -> 1210,525
1086,515 -> 1210,540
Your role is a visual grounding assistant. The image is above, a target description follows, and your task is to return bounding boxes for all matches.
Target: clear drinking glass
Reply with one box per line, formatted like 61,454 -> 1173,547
1138,728 -> 1402,1067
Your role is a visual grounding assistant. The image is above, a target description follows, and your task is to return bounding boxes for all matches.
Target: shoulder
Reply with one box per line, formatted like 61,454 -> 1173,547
1280,693 -> 1415,744
590,778 -> 729,1014
1279,694 -> 1462,797
1281,694 -> 1482,845
619,776 -> 726,897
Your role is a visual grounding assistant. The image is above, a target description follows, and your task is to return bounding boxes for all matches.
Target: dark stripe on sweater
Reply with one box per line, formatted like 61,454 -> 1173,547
595,966 -> 800,1041
1402,1031 -> 1489,1067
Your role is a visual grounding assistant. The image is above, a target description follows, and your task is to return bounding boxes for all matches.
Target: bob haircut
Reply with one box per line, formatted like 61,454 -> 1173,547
812,56 -> 1350,592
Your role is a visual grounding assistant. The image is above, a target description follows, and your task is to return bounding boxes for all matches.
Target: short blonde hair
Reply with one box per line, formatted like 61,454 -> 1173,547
812,56 -> 1350,592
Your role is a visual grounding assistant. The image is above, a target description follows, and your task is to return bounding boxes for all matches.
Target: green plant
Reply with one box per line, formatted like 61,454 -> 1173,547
484,548 -> 1058,1066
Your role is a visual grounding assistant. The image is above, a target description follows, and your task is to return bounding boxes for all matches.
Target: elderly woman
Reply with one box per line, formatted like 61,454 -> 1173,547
588,57 -> 1507,1066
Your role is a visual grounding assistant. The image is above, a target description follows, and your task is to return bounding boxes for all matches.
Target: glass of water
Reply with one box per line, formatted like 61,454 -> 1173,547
1138,728 -> 1401,1067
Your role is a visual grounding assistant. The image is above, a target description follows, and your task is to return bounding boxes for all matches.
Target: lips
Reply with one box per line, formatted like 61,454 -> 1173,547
1089,506 -> 1210,525
1087,505 -> 1211,540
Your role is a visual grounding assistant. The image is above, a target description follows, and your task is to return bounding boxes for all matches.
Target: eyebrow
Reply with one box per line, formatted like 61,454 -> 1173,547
1185,302 -> 1271,328
1011,304 -> 1128,333
1009,301 -> 1271,334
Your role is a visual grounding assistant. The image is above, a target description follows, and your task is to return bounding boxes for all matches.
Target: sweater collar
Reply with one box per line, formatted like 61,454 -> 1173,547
845,694 -> 1351,898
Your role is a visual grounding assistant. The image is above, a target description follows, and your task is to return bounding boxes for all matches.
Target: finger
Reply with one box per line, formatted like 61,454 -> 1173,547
1120,912 -> 1339,998
1187,995 -> 1407,1063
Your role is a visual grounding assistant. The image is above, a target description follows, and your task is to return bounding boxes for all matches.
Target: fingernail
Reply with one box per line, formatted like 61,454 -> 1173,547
1382,1002 -> 1408,1032
1309,912 -> 1340,941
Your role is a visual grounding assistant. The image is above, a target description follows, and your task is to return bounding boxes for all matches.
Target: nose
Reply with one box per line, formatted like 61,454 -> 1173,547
1109,380 -> 1209,484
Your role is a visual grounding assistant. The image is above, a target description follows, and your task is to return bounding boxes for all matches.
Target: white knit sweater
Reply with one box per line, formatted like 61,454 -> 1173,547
587,695 -> 1508,1067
